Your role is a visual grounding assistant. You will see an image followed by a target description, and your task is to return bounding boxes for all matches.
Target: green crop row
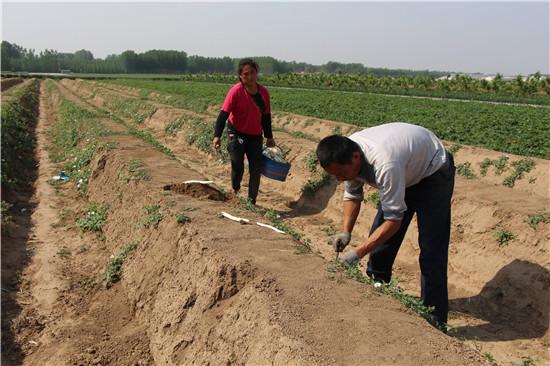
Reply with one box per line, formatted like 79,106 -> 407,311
1,79 -> 40,191
101,79 -> 550,159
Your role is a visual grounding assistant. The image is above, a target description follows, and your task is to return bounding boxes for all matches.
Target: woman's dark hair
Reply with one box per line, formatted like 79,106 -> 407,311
316,135 -> 360,168
238,58 -> 259,75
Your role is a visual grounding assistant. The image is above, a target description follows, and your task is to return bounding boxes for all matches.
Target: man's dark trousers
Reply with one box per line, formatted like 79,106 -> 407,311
366,153 -> 455,325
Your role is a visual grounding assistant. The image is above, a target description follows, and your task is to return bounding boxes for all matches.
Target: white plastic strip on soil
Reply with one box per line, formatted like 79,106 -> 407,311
256,222 -> 285,234
221,211 -> 286,234
221,211 -> 250,224
183,180 -> 214,184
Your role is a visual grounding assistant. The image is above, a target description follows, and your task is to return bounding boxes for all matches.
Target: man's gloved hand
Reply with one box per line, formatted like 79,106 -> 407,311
339,250 -> 361,266
330,232 -> 351,252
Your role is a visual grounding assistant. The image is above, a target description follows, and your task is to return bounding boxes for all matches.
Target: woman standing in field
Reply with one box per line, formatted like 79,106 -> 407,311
212,58 -> 276,205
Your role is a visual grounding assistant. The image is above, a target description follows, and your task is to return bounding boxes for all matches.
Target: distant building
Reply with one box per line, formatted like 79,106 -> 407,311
436,73 -> 532,82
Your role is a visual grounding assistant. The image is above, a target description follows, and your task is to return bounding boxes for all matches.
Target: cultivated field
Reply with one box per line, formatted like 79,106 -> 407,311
1,77 -> 548,365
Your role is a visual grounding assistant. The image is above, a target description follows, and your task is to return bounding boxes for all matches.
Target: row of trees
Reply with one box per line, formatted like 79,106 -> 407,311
179,72 -> 550,102
1,42 -> 189,74
1,41 -> 446,77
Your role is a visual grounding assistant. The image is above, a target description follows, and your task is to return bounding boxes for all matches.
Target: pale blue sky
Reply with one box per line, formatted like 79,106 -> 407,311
2,1 -> 549,75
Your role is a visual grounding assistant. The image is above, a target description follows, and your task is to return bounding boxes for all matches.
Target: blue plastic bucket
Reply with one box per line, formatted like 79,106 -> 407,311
262,156 -> 291,182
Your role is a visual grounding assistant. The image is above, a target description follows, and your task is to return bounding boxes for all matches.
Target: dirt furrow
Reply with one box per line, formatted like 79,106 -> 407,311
57,78 -> 550,365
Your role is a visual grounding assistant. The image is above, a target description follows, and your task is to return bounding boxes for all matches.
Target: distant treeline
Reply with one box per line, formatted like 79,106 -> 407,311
1,40 -> 447,77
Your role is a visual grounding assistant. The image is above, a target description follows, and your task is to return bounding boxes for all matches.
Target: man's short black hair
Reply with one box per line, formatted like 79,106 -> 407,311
238,58 -> 259,74
316,135 -> 360,168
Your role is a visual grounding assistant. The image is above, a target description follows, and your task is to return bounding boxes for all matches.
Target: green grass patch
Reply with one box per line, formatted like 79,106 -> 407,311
142,204 -> 164,228
288,130 -> 319,142
46,90 -> 112,195
175,211 -> 191,224
101,242 -> 138,288
58,88 -> 178,161
126,159 -> 151,182
105,79 -> 550,159
76,202 -> 108,232
482,352 -> 496,364
479,155 -> 509,176
326,260 -> 442,329
511,356 -> 537,366
502,159 -> 535,188
103,94 -> 157,124
186,117 -> 229,162
364,191 -> 381,207
447,143 -> 462,155
527,213 -> 550,230
1,79 -> 39,191
164,116 -> 186,136
322,225 -> 337,237
495,228 -> 514,247
456,162 -> 476,179
304,151 -> 318,172
302,172 -> 332,195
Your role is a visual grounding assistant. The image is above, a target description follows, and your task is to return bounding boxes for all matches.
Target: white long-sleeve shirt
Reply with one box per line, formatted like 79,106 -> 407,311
343,122 -> 447,220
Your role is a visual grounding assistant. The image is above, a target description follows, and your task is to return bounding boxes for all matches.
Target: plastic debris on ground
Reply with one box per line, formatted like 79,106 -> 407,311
51,170 -> 70,182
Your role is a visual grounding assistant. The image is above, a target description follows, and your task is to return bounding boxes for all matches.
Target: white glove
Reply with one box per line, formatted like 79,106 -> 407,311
330,232 -> 351,252
339,250 -> 360,266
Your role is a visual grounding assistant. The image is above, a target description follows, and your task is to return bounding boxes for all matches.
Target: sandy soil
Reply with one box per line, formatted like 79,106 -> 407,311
3,77 -> 548,365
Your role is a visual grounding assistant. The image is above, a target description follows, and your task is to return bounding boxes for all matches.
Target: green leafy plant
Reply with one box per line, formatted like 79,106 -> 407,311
1,79 -> 39,191
142,204 -> 164,228
126,159 -> 151,182
175,212 -> 191,224
76,203 -> 108,232
365,191 -> 381,207
493,155 -> 510,175
326,260 -> 442,329
101,242 -> 138,288
186,117 -> 229,162
526,213 -> 550,230
495,228 -> 514,246
304,151 -> 318,173
482,352 -> 496,363
503,159 -> 535,188
456,162 -> 476,179
302,172 -> 331,195
322,225 -> 337,237
164,116 -> 185,136
104,95 -> 157,124
448,143 -> 462,155
511,356 -> 537,366
103,78 -> 550,159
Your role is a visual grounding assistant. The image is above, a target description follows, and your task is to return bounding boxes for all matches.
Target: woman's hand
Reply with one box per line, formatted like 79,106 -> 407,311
212,137 -> 221,151
266,138 -> 276,147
